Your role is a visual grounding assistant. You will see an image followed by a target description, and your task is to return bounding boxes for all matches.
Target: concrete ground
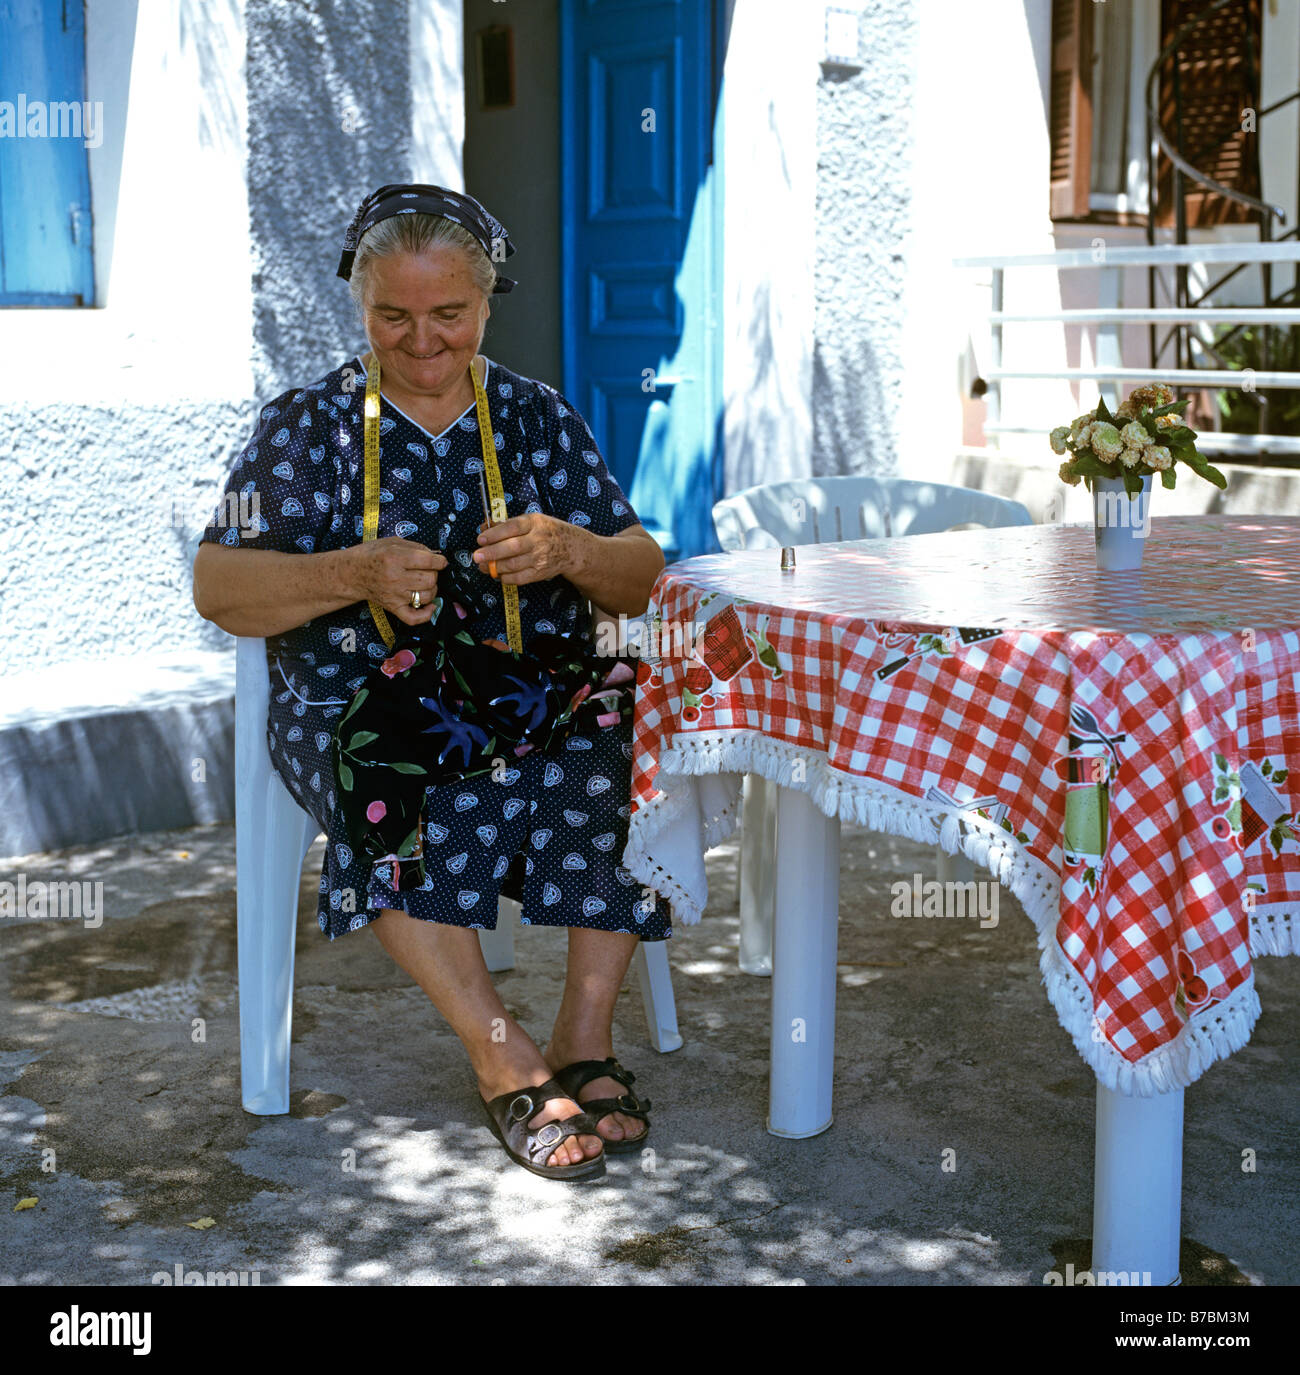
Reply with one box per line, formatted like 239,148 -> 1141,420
0,819 -> 1295,1286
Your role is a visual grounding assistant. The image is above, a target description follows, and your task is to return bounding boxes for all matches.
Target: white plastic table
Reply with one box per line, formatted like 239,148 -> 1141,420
626,518 -> 1300,1286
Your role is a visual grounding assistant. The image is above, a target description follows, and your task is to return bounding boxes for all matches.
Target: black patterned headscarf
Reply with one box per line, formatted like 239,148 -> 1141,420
336,183 -> 517,292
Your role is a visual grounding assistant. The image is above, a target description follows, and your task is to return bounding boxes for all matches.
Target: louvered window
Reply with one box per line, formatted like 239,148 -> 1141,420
1049,0 -> 1093,220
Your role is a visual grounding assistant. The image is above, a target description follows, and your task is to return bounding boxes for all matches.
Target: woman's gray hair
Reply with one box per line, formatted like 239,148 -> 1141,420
348,212 -> 497,312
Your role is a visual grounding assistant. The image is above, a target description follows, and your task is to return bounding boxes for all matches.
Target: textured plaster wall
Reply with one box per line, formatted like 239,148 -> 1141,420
720,0 -> 816,499
897,0 -> 1051,476
0,0 -> 254,683
812,0 -> 918,479
0,403 -> 249,667
247,0 -> 410,397
247,0 -> 465,397
0,0 -> 464,685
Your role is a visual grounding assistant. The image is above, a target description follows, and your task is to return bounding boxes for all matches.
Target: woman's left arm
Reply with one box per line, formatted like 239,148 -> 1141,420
473,518 -> 665,616
564,524 -> 665,617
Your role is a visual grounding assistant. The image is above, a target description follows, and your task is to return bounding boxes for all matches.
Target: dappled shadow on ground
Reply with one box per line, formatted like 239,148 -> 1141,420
0,823 -> 1294,1284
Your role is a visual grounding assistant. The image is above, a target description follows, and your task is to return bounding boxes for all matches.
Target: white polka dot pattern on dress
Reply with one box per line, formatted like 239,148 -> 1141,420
201,353 -> 668,944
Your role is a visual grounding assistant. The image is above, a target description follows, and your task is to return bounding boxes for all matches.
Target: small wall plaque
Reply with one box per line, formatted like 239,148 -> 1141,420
476,25 -> 515,111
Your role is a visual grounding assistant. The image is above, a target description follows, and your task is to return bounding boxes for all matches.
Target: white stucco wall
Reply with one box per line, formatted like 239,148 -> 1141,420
719,0 -> 817,498
411,0 -> 464,191
0,0 -> 254,685
718,0 -> 920,496
0,0 -> 464,685
897,0 -> 1060,478
812,0 -> 918,479
0,0 -> 253,405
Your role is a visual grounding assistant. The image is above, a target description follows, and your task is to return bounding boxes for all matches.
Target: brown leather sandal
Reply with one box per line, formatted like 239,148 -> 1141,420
551,1057 -> 652,1155
480,1078 -> 606,1181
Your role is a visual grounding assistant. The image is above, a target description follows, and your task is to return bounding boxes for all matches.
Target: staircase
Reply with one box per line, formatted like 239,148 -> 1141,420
956,0 -> 1300,464
1143,0 -> 1300,455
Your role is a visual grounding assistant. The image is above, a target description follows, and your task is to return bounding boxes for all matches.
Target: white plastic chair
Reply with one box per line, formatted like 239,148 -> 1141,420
712,475 -> 1033,551
710,477 -> 1034,975
236,637 -> 681,1117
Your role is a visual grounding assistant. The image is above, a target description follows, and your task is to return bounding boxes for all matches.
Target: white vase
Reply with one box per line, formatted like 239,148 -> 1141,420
1093,474 -> 1153,571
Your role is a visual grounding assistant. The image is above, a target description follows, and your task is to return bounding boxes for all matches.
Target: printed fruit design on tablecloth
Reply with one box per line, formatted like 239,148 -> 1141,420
678,595 -> 757,721
1210,755 -> 1300,854
633,605 -> 667,689
1174,947 -> 1220,1020
1208,754 -> 1243,850
743,614 -> 783,680
681,663 -> 717,724
636,658 -> 662,689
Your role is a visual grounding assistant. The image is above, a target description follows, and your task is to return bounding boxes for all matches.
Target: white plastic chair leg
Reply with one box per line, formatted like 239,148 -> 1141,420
480,901 -> 679,1051
479,896 -> 518,971
935,849 -> 976,883
767,784 -> 840,1137
738,772 -> 775,974
1093,1083 -> 1184,1285
635,941 -> 683,1052
237,775 -> 317,1116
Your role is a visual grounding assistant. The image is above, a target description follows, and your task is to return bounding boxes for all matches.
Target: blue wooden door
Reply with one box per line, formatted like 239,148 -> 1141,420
0,0 -> 96,305
560,0 -> 723,562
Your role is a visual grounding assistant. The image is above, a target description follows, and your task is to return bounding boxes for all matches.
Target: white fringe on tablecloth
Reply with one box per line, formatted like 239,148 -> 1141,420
625,729 -> 1291,1096
1248,902 -> 1299,957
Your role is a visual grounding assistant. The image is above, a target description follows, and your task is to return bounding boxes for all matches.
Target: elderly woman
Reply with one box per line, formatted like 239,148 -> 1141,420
193,184 -> 668,1181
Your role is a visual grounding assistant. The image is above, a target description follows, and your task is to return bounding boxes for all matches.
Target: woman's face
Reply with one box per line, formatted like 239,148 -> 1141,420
362,246 -> 489,397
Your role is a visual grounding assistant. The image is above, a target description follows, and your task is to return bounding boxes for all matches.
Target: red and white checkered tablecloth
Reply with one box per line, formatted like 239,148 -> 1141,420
623,516 -> 1300,1095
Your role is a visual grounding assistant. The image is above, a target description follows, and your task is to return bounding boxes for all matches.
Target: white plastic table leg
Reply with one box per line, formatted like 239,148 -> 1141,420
768,784 -> 840,1138
479,896 -> 518,972
635,942 -> 683,1053
1092,1082 -> 1184,1286
738,773 -> 775,974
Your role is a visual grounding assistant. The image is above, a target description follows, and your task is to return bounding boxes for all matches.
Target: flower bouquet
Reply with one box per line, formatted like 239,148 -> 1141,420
1050,384 -> 1227,570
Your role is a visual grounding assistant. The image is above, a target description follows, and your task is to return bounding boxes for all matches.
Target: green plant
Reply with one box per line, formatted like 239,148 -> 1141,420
1213,324 -> 1300,437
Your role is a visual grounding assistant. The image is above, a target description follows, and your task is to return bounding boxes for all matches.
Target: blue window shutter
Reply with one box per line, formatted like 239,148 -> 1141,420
0,0 -> 96,305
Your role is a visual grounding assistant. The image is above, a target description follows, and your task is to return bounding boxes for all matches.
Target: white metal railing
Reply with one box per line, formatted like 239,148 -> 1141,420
991,308 -> 1300,325
983,367 -> 1300,387
957,243 -> 1300,269
955,242 -> 1300,457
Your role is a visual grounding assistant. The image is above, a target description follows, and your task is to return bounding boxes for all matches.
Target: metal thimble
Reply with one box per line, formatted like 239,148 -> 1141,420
780,546 -> 796,571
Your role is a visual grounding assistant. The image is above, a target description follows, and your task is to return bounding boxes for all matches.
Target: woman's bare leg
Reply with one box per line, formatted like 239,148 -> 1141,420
543,927 -> 648,1145
370,909 -> 602,1167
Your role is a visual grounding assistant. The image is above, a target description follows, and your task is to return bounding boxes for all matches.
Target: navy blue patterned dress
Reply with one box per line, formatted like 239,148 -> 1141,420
202,353 -> 672,943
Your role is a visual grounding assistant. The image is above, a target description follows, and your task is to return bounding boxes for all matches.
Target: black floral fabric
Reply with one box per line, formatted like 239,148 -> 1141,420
331,557 -> 640,890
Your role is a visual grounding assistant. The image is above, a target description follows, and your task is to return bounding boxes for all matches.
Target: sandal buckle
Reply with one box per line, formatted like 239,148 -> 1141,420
509,1093 -> 534,1121
535,1122 -> 562,1147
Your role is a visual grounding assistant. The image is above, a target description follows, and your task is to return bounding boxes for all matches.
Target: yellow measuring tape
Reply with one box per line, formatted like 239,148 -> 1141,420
362,353 -> 522,654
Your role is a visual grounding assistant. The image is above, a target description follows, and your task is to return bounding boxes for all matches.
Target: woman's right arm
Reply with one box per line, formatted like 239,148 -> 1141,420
193,538 -> 448,639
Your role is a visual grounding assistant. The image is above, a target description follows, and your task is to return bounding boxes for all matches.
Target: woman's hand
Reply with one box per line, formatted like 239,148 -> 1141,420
348,537 -> 449,627
472,514 -> 578,585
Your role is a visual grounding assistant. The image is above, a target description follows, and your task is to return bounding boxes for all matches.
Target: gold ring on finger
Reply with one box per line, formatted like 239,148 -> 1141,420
410,590 -> 421,609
